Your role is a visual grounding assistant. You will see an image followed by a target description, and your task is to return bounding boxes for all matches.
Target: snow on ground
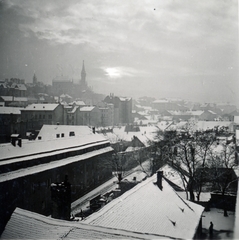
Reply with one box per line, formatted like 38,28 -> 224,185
201,208 -> 235,240
202,208 -> 235,231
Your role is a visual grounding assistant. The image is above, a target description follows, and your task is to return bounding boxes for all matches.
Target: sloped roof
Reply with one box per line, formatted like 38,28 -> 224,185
113,126 -> 158,143
10,83 -> 27,90
194,121 -> 233,131
84,174 -> 204,239
1,208 -> 165,240
0,125 -> 109,161
0,107 -> 23,114
160,164 -> 188,190
80,106 -> 95,112
69,100 -> 86,106
0,96 -> 28,102
22,103 -> 59,111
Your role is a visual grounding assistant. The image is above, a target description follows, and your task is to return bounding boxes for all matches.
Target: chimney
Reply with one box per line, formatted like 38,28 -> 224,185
156,171 -> 163,190
10,134 -> 19,147
18,138 -> 22,147
51,175 -> 71,220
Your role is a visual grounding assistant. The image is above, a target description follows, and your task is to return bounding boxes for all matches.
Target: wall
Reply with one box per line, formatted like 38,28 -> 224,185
0,151 -> 113,235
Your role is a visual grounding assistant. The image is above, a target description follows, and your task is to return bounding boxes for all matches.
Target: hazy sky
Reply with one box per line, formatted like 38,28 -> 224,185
0,0 -> 238,104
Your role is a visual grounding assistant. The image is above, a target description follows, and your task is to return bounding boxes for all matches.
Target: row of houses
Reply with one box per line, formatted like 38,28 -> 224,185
0,95 -> 133,142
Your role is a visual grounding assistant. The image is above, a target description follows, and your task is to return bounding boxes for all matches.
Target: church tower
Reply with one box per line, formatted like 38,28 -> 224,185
33,73 -> 37,85
81,60 -> 86,86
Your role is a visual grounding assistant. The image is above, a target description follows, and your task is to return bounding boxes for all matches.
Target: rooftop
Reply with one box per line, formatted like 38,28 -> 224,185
0,125 -> 109,161
22,103 -> 60,111
0,106 -> 23,114
84,174 -> 204,239
80,106 -> 95,112
2,208 -> 166,239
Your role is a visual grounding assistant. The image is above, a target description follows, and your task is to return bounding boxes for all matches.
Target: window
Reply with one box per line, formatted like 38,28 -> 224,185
69,131 -> 75,137
39,114 -> 41,119
61,133 -> 64,137
48,114 -> 52,119
56,134 -> 60,138
43,115 -> 45,119
38,136 -> 42,140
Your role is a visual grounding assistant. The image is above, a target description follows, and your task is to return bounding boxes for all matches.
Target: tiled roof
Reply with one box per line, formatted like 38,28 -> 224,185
2,208 -> 169,239
23,103 -> 59,111
84,174 -> 204,239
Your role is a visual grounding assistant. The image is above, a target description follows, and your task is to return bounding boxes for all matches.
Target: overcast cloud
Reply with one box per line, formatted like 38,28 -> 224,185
0,0 -> 238,104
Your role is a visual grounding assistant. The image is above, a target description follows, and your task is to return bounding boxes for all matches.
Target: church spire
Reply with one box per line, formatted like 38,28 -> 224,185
81,60 -> 86,86
33,72 -> 37,84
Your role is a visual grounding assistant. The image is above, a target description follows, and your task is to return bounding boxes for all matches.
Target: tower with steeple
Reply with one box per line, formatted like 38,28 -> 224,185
33,73 -> 37,85
80,60 -> 86,87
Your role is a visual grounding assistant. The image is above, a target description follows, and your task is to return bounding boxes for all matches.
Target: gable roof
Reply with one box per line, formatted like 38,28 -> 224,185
0,107 -> 23,114
22,103 -> 59,111
80,106 -> 95,112
84,174 -> 204,239
2,208 -> 165,239
10,83 -> 27,91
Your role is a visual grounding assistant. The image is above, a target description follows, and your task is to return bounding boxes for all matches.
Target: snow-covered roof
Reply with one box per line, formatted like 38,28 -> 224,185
153,99 -> 169,103
0,146 -> 113,183
98,132 -> 119,144
22,103 -> 59,111
0,125 -> 108,161
69,100 -> 86,106
80,106 -> 95,112
207,110 -> 217,115
60,93 -> 72,98
113,126 -> 157,143
160,164 -> 188,190
0,96 -> 28,102
84,174 -> 204,239
10,83 -> 27,91
194,121 -> 233,131
0,107 -> 23,114
167,110 -> 204,116
119,97 -> 131,101
2,208 -> 162,240
156,121 -> 173,131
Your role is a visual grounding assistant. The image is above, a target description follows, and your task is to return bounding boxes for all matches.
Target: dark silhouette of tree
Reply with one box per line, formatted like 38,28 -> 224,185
153,125 -> 235,202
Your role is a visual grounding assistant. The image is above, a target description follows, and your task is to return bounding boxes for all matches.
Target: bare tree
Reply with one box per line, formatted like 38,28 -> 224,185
207,140 -> 237,195
153,126 -> 229,202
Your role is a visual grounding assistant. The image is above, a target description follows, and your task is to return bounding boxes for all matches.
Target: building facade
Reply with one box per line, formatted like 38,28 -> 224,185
104,94 -> 133,125
0,125 -> 113,234
21,103 -> 65,134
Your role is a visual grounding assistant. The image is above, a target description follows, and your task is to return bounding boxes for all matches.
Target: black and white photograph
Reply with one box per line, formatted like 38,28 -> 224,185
0,0 -> 238,239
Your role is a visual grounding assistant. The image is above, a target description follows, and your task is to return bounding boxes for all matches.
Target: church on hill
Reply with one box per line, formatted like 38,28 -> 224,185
52,61 -> 90,98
